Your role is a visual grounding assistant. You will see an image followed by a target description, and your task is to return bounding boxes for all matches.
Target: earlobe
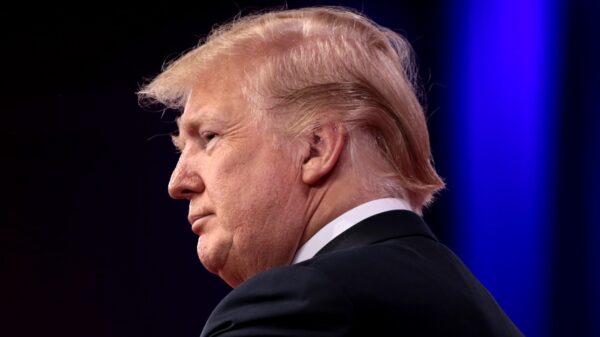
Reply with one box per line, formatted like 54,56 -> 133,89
301,124 -> 347,185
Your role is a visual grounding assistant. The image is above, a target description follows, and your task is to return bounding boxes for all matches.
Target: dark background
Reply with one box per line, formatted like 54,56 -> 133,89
2,1 -> 598,337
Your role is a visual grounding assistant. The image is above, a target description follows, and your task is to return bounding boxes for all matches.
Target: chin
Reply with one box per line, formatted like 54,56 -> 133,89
197,248 -> 221,276
198,250 -> 244,287
220,272 -> 243,288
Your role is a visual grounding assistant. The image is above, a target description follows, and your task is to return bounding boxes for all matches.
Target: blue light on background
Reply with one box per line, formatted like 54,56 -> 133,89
449,0 -> 562,335
584,6 -> 600,333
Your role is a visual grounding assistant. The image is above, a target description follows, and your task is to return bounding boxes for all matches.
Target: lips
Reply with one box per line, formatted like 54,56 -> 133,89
188,213 -> 213,235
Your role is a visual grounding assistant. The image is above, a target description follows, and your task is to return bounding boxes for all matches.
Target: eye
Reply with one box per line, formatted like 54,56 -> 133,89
202,131 -> 218,142
200,131 -> 219,148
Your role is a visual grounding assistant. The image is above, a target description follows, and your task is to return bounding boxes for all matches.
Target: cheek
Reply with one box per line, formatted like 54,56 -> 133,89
216,147 -> 294,210
234,163 -> 305,245
212,144 -> 305,259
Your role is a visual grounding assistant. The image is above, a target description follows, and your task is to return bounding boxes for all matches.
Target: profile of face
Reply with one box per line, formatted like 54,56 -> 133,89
167,66 -> 311,287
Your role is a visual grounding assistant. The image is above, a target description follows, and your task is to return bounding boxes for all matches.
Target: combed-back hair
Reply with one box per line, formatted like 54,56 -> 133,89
138,6 -> 445,211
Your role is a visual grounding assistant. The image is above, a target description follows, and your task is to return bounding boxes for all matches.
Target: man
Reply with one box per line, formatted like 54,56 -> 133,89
138,6 -> 523,336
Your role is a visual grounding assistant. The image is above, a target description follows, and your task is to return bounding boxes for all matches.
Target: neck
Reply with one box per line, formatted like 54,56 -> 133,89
298,171 -> 389,247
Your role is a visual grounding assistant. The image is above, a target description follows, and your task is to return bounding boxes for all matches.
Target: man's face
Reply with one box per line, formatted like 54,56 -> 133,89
168,67 -> 309,287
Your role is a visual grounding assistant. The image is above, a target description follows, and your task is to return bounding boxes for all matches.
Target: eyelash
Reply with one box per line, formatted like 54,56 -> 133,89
171,130 -> 219,154
200,131 -> 219,148
202,131 -> 217,142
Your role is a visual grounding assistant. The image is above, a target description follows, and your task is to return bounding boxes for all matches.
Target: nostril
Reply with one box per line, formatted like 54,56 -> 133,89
180,188 -> 196,200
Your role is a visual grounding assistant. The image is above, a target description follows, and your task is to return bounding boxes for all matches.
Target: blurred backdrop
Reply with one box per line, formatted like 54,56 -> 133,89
2,1 -> 598,336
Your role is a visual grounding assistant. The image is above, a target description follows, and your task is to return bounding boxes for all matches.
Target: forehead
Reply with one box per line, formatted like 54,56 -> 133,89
178,65 -> 249,128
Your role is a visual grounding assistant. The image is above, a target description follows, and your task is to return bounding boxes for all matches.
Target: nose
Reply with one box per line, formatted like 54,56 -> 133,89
168,155 -> 205,200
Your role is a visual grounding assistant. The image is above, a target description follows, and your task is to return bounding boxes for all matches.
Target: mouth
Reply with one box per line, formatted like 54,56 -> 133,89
188,213 -> 214,235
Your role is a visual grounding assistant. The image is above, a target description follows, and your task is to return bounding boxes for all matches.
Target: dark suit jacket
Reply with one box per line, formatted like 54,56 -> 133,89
200,210 -> 524,336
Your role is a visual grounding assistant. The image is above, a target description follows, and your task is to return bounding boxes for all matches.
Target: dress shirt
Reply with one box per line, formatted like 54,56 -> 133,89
292,198 -> 412,264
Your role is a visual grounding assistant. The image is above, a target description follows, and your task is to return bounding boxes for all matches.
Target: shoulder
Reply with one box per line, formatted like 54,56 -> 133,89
300,236 -> 524,336
302,235 -> 464,296
300,237 -> 462,306
200,264 -> 353,337
202,237 -> 524,337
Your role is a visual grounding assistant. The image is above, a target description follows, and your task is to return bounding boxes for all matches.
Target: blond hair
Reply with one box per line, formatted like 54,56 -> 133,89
138,6 -> 445,210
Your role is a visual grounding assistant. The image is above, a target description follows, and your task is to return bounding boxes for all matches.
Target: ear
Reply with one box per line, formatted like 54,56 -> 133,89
301,124 -> 347,185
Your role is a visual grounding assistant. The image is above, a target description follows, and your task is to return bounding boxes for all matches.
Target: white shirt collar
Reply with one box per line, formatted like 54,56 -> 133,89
292,198 -> 412,264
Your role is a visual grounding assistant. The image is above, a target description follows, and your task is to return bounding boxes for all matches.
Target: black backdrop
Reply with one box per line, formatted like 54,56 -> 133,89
2,1 -> 598,337
1,3 -> 448,336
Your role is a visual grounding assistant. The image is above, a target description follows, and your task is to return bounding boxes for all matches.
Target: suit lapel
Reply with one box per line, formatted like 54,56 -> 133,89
315,210 -> 438,256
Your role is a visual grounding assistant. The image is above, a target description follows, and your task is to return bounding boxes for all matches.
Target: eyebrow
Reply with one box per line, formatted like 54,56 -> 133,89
166,117 -> 179,151
177,114 -> 228,131
171,133 -> 183,151
171,114 -> 228,151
